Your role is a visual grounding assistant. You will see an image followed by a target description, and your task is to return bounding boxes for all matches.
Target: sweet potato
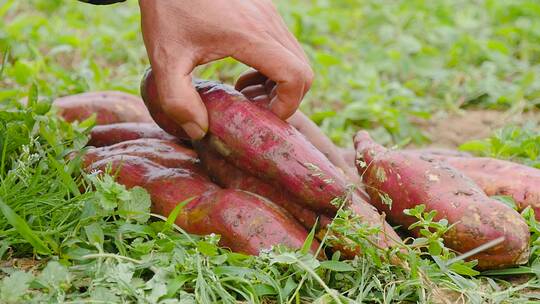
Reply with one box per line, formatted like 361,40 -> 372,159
141,69 -> 401,250
196,141 -> 333,229
88,123 -> 178,147
84,138 -> 202,174
87,155 -> 161,189
196,143 -> 394,259
284,111 -> 360,183
341,147 -> 472,168
86,154 -> 319,255
239,90 -> 359,183
53,91 -> 153,125
141,70 -> 348,212
406,148 -> 472,158
354,131 -> 530,269
409,154 -> 540,219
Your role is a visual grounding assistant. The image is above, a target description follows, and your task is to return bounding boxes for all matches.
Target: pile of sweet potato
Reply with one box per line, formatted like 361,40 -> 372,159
52,70 -> 539,270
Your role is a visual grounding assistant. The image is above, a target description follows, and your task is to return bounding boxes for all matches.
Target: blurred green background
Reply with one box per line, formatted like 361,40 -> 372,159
1,0 -> 539,146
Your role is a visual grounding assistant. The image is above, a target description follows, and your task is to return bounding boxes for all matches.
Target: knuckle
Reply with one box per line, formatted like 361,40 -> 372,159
287,62 -> 313,84
303,65 -> 315,87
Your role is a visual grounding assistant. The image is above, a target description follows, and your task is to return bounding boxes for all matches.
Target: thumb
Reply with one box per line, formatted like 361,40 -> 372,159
152,62 -> 208,140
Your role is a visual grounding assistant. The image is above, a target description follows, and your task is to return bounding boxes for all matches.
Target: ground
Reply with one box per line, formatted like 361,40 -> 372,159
421,109 -> 540,148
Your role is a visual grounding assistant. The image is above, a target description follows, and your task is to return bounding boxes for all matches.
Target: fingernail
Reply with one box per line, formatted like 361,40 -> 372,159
181,122 -> 206,140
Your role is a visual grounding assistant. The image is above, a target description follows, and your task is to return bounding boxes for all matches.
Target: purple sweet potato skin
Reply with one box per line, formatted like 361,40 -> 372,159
354,131 -> 530,269
54,91 -> 153,125
88,123 -> 178,147
85,153 -> 319,255
411,154 -> 540,220
141,69 -> 402,251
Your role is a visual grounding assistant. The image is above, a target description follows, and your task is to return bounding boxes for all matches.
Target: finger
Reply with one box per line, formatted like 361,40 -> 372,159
152,60 -> 208,140
275,16 -> 310,63
281,35 -> 312,98
268,84 -> 277,100
255,0 -> 308,63
267,14 -> 313,97
234,40 -> 313,119
272,20 -> 307,63
271,27 -> 313,98
235,69 -> 268,91
252,95 -> 271,106
240,84 -> 267,100
264,78 -> 276,94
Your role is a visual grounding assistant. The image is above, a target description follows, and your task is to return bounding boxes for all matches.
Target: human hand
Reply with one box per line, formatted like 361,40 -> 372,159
139,0 -> 313,139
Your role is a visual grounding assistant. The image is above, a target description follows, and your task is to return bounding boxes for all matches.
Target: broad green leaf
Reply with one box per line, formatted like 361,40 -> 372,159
84,222 -> 104,249
0,271 -> 33,303
118,186 -> 151,223
37,261 -> 70,287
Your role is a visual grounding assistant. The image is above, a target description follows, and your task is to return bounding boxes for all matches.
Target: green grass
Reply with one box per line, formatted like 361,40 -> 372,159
1,0 -> 540,303
461,123 -> 540,168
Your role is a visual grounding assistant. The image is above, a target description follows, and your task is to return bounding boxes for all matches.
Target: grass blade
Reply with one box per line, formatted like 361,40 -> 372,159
301,218 -> 318,255
0,198 -> 51,255
163,196 -> 195,231
0,46 -> 8,80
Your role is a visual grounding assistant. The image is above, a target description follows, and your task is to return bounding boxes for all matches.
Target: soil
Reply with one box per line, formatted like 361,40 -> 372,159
0,258 -> 44,274
418,109 -> 540,148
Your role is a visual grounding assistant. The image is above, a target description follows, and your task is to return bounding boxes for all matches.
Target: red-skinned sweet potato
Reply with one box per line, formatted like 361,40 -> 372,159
196,141 -> 333,229
87,155 -> 161,189
195,142 -> 383,259
240,92 -> 360,183
410,154 -> 540,219
54,91 -> 153,125
141,69 -> 401,251
282,111 -> 360,183
88,123 -> 178,147
406,148 -> 472,158
141,69 -> 349,212
86,154 -> 319,255
84,138 -> 202,174
354,131 -> 530,269
341,147 -> 472,168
